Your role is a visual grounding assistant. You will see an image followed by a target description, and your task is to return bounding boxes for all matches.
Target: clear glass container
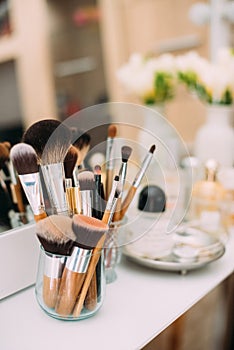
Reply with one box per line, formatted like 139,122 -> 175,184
104,218 -> 127,284
35,245 -> 106,321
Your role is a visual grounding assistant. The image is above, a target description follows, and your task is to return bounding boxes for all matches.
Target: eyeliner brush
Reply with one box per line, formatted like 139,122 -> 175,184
120,144 -> 156,219
113,146 -> 132,222
93,165 -> 105,220
105,124 -> 117,200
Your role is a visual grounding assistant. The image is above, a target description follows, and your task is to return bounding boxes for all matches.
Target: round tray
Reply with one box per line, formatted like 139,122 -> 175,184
122,225 -> 226,275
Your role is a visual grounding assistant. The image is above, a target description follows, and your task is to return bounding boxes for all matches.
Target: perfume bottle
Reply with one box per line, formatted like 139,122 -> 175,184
190,159 -> 226,234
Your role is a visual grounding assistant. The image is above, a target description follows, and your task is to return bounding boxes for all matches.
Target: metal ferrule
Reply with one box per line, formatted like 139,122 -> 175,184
133,153 -> 153,188
105,179 -> 118,211
108,197 -> 118,225
65,178 -> 72,189
44,254 -> 66,278
106,138 -> 115,170
19,173 -> 43,215
118,162 -> 127,196
73,166 -> 80,187
66,246 -> 92,273
80,190 -> 93,216
41,163 -> 68,215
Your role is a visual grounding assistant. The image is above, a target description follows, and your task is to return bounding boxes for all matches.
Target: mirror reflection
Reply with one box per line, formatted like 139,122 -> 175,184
1,0 -> 233,233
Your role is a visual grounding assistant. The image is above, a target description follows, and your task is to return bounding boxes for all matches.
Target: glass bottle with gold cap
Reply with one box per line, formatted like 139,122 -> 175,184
190,159 -> 226,234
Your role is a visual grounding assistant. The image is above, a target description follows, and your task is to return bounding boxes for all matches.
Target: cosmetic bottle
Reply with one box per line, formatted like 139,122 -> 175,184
190,159 -> 226,234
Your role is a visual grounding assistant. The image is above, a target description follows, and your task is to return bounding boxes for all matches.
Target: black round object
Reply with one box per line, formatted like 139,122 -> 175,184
138,185 -> 166,213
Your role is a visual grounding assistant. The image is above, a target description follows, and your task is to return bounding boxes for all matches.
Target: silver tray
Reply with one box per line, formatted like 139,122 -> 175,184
122,225 -> 226,274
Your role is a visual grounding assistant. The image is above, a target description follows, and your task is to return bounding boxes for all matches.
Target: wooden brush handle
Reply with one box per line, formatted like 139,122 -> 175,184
34,211 -> 47,222
120,186 -> 137,219
73,235 -> 106,317
55,268 -> 86,316
105,169 -> 113,200
102,209 -> 111,225
113,197 -> 122,222
84,270 -> 97,311
14,181 -> 25,213
43,275 -> 61,309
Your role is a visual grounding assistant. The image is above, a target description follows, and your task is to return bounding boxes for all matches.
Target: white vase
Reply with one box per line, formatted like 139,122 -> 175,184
194,105 -> 234,168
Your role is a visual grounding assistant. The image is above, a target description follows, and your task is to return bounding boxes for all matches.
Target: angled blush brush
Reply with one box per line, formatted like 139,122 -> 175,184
113,145 -> 132,222
55,214 -> 108,316
72,215 -> 108,317
40,122 -> 72,215
105,124 -> 117,200
77,170 -> 95,216
120,144 -> 156,219
10,143 -> 47,222
36,215 -> 75,308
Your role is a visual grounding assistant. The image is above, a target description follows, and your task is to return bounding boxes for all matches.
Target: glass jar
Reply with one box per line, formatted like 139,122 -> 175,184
104,218 -> 128,284
35,245 -> 106,321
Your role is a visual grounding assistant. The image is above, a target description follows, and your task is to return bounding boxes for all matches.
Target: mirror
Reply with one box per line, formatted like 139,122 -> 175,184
0,0 -> 216,235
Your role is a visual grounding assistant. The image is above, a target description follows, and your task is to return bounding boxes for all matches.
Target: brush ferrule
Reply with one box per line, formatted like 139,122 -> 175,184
118,162 -> 127,194
44,254 -> 66,278
108,196 -> 118,225
41,163 -> 68,215
73,166 -> 80,187
80,190 -> 93,216
19,173 -> 43,215
105,179 -> 118,211
66,246 -> 92,273
106,138 -> 115,170
133,153 -> 153,188
6,160 -> 17,185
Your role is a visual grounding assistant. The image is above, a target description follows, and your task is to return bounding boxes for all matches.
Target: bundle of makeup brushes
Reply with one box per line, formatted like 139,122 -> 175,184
8,118 -> 156,317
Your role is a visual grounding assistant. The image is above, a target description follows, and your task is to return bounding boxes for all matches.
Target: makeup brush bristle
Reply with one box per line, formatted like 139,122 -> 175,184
64,146 -> 78,179
78,171 -> 95,191
108,124 -> 117,138
121,146 -> 132,163
72,129 -> 91,150
94,164 -> 102,175
72,214 -> 108,249
0,143 -> 10,169
22,119 -> 61,158
41,122 -> 72,165
36,215 -> 75,255
149,144 -> 156,154
10,143 -> 39,175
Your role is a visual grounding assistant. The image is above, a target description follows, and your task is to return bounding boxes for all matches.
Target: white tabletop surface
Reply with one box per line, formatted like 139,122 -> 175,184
0,231 -> 234,350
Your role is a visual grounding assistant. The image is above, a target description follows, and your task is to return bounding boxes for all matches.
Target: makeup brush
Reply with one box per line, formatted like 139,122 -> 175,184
64,146 -> 79,215
35,215 -> 75,308
10,143 -> 47,222
77,170 -> 95,216
92,165 -> 105,220
102,175 -> 119,224
0,142 -> 26,221
72,130 -> 91,170
39,122 -> 72,215
120,144 -> 156,219
105,124 -> 117,200
113,145 -> 132,222
55,214 -> 108,316
72,215 -> 108,317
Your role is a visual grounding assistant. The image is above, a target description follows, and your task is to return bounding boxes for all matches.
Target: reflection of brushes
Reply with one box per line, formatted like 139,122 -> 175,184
102,175 -> 119,224
40,122 -> 72,215
0,142 -> 26,220
36,215 -> 75,308
92,165 -> 105,220
113,146 -> 132,222
105,125 -> 117,200
72,215 -> 108,317
64,146 -> 79,215
10,143 -> 47,222
120,145 -> 156,219
56,214 -> 108,316
77,171 -> 95,216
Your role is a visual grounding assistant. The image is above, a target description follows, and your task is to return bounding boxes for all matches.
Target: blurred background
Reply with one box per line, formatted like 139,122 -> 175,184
0,1 -> 234,349
0,0 -> 233,144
